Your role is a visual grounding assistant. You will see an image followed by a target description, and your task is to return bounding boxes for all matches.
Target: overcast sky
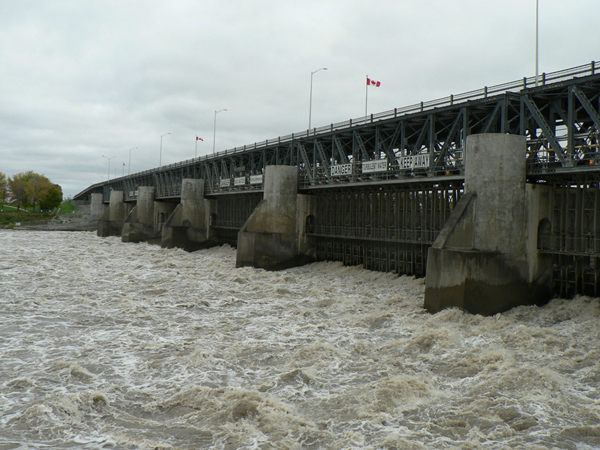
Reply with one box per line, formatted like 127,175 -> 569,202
2,0 -> 599,197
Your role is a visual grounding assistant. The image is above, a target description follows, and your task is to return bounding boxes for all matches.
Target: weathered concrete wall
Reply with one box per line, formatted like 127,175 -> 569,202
122,186 -> 157,243
424,134 -> 553,315
90,193 -> 105,218
98,191 -> 132,237
237,166 -> 312,270
161,179 -> 216,251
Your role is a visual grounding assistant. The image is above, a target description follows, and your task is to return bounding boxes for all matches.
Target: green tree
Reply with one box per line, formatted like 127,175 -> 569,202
40,184 -> 63,210
0,172 -> 7,208
25,173 -> 52,211
8,172 -> 31,210
8,171 -> 63,211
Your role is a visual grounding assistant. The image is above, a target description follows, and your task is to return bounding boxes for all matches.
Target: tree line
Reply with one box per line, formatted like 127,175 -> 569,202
0,171 -> 63,211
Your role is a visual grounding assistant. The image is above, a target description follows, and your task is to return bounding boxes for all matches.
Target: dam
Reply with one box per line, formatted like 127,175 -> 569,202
73,61 -> 600,315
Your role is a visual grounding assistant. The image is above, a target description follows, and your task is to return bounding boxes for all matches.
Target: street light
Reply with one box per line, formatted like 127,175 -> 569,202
159,133 -> 170,167
127,147 -> 138,175
309,67 -> 327,131
535,0 -> 539,86
102,155 -> 115,181
213,109 -> 227,155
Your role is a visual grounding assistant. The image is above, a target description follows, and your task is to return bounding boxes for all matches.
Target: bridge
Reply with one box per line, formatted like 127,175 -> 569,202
74,61 -> 600,315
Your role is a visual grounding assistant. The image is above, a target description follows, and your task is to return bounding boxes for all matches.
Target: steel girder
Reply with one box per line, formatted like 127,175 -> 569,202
74,67 -> 600,202
523,74 -> 600,175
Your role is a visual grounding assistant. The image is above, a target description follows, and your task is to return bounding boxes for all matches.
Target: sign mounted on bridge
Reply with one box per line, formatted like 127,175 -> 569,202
362,159 -> 388,173
234,177 -> 246,186
250,175 -> 263,185
331,163 -> 353,176
398,154 -> 430,170
220,179 -> 231,187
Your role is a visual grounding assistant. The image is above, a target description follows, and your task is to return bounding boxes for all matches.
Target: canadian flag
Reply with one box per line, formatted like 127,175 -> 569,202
367,77 -> 381,87
196,136 -> 203,141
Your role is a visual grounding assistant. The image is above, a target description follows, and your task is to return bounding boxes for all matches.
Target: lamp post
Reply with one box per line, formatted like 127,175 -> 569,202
213,109 -> 227,155
127,147 -> 138,175
159,133 -> 170,167
309,67 -> 327,131
535,0 -> 539,86
102,155 -> 115,181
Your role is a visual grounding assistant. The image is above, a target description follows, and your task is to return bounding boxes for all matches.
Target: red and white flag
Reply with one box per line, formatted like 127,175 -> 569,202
367,77 -> 381,87
196,136 -> 204,141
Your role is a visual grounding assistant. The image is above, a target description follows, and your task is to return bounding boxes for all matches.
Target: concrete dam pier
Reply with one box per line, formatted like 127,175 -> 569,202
424,134 -> 552,315
92,134 -> 558,316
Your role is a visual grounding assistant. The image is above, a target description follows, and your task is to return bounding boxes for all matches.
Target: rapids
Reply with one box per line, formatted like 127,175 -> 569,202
1,230 -> 599,449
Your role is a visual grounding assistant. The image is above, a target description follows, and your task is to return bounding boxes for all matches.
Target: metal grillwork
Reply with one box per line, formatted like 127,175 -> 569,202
309,182 -> 462,276
211,193 -> 262,246
75,61 -> 600,203
538,180 -> 600,297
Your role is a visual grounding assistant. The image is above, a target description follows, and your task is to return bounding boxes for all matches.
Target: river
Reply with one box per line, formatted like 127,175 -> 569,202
1,230 -> 599,449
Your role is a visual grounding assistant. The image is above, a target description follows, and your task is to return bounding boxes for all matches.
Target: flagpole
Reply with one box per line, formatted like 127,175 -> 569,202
195,137 -> 197,158
365,75 -> 368,117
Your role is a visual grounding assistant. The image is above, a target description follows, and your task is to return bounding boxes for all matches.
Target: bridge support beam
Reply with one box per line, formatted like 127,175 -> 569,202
97,190 -> 132,237
236,165 -> 314,270
424,134 -> 553,315
161,179 -> 216,251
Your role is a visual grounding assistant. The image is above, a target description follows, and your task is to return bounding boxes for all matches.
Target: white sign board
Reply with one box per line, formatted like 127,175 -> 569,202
398,154 -> 430,169
331,163 -> 353,176
250,175 -> 263,185
362,159 -> 388,173
220,178 -> 231,187
234,177 -> 246,186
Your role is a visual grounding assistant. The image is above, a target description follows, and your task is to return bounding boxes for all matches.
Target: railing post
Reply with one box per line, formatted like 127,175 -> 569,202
420,102 -> 424,112
592,61 -> 595,74
523,77 -> 527,88
484,86 -> 488,98
542,73 -> 546,85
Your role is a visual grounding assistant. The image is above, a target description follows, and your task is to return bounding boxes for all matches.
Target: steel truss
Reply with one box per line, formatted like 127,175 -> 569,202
74,61 -> 600,203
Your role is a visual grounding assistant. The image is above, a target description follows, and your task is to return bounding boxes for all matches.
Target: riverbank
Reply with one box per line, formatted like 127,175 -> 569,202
0,201 -> 98,231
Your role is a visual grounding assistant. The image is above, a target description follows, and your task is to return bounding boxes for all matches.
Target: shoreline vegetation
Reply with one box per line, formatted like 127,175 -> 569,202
0,201 -> 91,230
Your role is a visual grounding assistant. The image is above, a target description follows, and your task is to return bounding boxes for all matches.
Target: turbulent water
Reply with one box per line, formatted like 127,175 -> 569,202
1,231 -> 600,449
